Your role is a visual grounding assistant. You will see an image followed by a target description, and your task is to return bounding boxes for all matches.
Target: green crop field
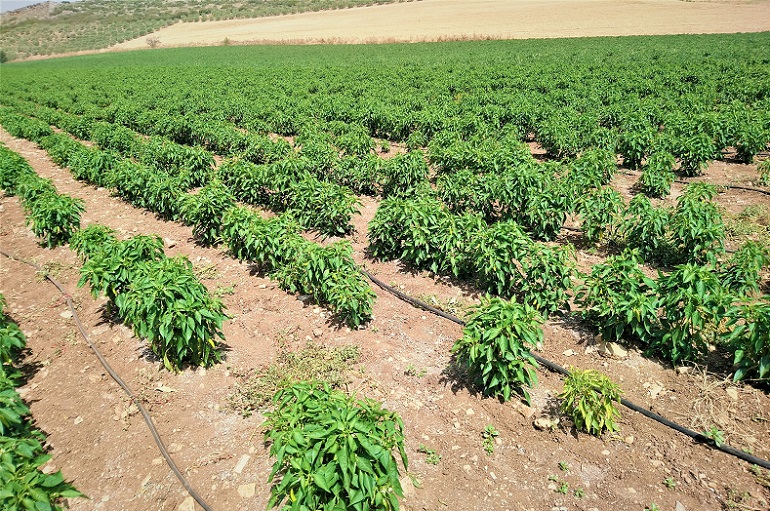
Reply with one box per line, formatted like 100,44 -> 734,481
1,32 -> 770,511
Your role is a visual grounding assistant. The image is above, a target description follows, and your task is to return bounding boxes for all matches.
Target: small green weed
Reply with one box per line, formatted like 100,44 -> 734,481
417,445 -> 441,465
750,465 -> 770,489
405,364 -> 427,378
663,477 -> 676,489
482,424 -> 500,455
703,426 -> 725,447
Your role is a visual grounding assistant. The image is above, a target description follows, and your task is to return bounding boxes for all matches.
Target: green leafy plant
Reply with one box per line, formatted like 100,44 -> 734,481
0,144 -> 84,248
675,133 -> 715,177
668,183 -> 725,264
559,368 -> 622,436
24,192 -> 85,248
702,426 -> 725,447
78,234 -> 165,302
404,364 -> 427,378
114,257 -> 226,371
724,299 -> 770,382
620,194 -> 671,263
77,231 -> 226,371
417,445 -> 441,465
653,264 -> 733,364
474,220 -> 575,315
663,477 -> 676,489
556,481 -> 569,494
263,382 -> 408,511
0,297 -> 25,374
574,250 -> 659,344
558,461 -> 569,472
639,151 -> 676,198
452,297 -> 542,404
482,425 -> 499,455
379,150 -> 429,198
718,241 -> 770,296
576,187 -> 625,244
758,159 -> 770,187
221,207 -> 374,327
0,434 -> 85,510
0,293 -> 85,510
179,180 -> 235,246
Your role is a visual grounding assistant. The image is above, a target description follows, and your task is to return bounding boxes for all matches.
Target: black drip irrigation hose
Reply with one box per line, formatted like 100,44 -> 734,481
0,249 -> 215,511
362,268 -> 770,471
674,179 -> 770,197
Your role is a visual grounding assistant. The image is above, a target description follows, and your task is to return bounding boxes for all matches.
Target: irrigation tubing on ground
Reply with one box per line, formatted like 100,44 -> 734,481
674,179 -> 770,197
361,267 -> 770,471
0,249 -> 216,511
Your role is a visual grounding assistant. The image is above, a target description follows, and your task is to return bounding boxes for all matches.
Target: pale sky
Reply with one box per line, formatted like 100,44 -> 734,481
1,1 -> 81,14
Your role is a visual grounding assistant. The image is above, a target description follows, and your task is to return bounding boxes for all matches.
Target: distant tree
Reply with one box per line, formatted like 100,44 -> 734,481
0,50 -> 8,64
146,37 -> 161,48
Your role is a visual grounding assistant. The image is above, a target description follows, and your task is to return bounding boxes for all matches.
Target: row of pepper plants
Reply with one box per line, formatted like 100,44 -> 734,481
0,146 -> 84,510
2,35 -> 769,182
0,110 -> 375,328
0,141 -> 227,372
0,294 -> 85,510
1,138 -> 402,510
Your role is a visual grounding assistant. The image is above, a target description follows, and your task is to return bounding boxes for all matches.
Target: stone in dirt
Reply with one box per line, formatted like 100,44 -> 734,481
598,341 -> 627,358
178,496 -> 195,511
533,417 -> 558,430
675,502 -> 686,511
234,454 -> 250,474
399,475 -> 416,498
238,483 -> 256,498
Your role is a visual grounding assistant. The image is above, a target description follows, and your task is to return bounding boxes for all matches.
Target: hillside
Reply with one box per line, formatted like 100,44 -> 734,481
0,0 -> 411,61
112,0 -> 770,50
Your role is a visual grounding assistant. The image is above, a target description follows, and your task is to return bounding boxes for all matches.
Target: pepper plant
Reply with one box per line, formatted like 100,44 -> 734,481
452,297 -> 542,404
264,382 -> 408,511
574,250 -> 659,345
652,264 -> 734,364
559,368 -> 622,436
115,257 -> 226,371
725,299 -> 770,382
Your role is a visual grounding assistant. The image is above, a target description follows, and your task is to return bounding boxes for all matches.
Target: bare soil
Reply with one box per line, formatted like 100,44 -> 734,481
1,128 -> 770,511
109,0 -> 770,51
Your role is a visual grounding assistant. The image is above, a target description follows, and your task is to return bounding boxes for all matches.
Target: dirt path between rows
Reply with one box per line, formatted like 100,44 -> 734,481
110,0 -> 770,50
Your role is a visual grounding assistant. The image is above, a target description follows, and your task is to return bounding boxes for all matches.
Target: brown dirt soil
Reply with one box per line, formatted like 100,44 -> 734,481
109,0 -> 770,51
2,127 -> 770,511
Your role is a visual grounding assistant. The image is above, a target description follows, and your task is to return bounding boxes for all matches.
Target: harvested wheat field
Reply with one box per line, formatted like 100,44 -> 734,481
111,0 -> 770,49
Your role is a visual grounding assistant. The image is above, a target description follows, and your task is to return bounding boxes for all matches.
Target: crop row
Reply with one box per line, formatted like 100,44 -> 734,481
0,294 -> 84,510
2,35 -> 769,177
0,142 -> 227,371
0,112 -> 375,327
0,143 -> 84,248
1,101 -> 373,235
5,95 -> 436,203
